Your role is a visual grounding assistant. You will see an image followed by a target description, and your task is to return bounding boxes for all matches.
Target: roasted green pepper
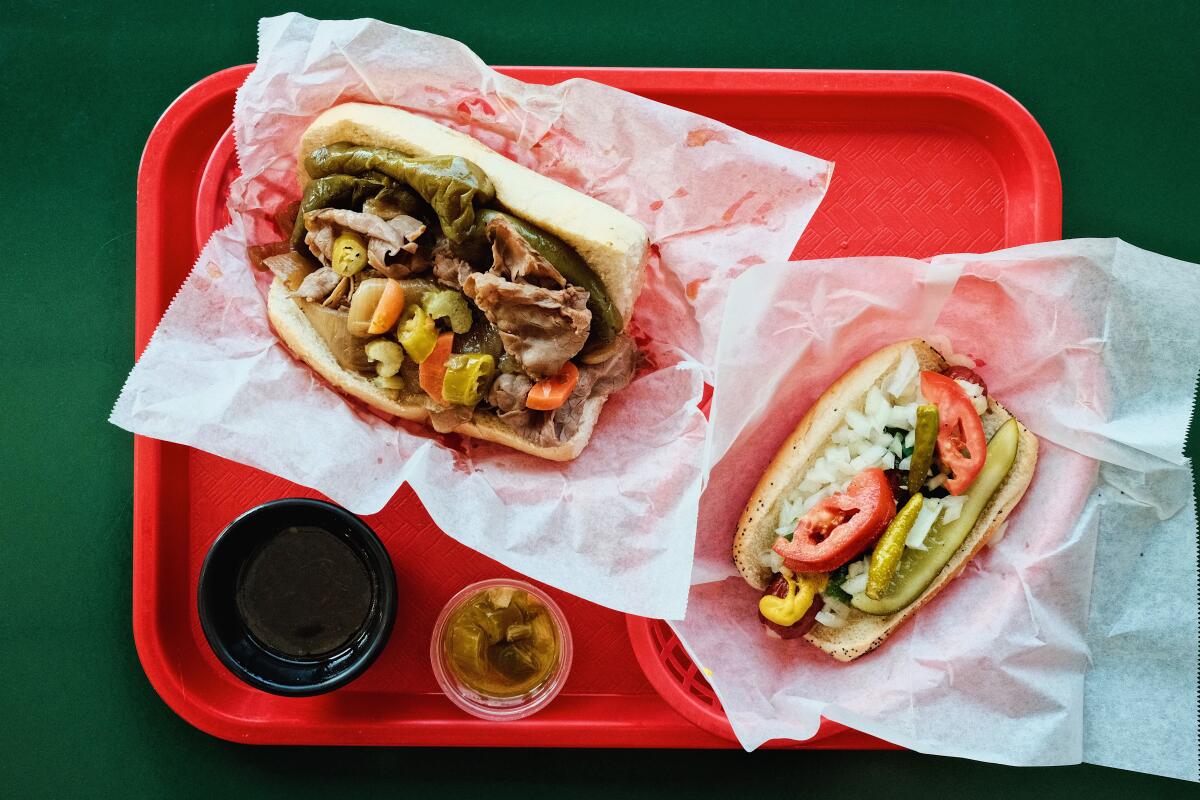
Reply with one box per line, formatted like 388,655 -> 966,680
474,209 -> 620,344
397,305 -> 438,363
866,494 -> 923,600
289,173 -> 424,247
458,318 -> 504,361
441,353 -> 495,406
305,143 -> 495,243
907,404 -> 940,494
421,289 -> 473,334
854,419 -> 1021,615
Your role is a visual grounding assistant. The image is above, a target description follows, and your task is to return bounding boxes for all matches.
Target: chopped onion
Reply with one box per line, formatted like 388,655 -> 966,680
865,387 -> 890,432
814,609 -> 845,628
847,556 -> 869,579
815,594 -> 852,628
841,570 -> 869,597
955,379 -> 984,398
808,457 -> 836,485
905,429 -> 916,448
887,403 -> 917,429
882,452 -> 896,469
800,485 -> 835,513
988,521 -> 1010,548
798,477 -> 821,495
897,456 -> 912,470
940,495 -> 968,523
831,425 -> 853,444
887,435 -> 904,457
926,473 -> 948,491
778,496 -> 804,531
884,346 -> 920,400
760,549 -> 785,571
850,444 -> 889,472
865,386 -> 888,417
905,497 -> 943,550
971,394 -> 988,414
846,409 -> 872,437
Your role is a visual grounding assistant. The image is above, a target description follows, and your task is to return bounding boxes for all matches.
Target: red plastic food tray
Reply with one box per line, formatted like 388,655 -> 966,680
134,65 -> 1060,747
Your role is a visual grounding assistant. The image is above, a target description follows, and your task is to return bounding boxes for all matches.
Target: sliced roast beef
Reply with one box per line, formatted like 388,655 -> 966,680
431,239 -> 474,290
488,372 -> 535,429
293,266 -> 342,302
487,215 -> 567,287
462,216 -> 592,378
580,334 -> 638,397
304,208 -> 428,278
496,334 -> 638,447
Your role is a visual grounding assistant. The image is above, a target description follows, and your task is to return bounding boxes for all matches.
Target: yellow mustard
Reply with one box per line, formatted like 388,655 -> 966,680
759,573 -> 828,627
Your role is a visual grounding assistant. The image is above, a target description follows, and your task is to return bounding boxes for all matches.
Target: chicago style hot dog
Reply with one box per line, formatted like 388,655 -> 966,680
256,103 -> 650,460
732,340 -> 1038,661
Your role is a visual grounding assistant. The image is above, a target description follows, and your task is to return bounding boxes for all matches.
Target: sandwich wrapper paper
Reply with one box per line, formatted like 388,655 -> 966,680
678,238 -> 1199,780
108,14 -> 831,618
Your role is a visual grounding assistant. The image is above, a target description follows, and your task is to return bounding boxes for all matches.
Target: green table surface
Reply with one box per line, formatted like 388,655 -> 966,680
2,1 -> 1196,796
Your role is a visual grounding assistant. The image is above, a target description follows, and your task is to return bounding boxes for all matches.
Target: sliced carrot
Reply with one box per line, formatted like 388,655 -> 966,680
526,362 -> 580,411
367,279 -> 406,334
419,332 -> 455,404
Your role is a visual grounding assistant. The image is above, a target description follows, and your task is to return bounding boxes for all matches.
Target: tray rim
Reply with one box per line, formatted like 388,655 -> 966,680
134,64 -> 1062,747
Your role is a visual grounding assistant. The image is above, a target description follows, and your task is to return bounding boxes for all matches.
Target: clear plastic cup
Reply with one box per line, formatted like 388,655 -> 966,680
430,579 -> 573,721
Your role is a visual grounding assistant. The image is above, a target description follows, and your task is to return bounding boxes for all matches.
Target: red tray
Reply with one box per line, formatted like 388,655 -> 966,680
134,65 -> 1060,747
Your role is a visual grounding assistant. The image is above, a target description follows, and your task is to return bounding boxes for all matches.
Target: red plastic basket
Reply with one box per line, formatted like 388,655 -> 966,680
134,64 -> 1060,747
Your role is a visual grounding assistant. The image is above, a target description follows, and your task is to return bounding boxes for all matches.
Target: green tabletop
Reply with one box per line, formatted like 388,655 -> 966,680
2,1 -> 1196,796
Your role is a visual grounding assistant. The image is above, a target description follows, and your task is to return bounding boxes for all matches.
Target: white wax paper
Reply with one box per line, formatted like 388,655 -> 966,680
109,14 -> 831,618
676,239 -> 1199,780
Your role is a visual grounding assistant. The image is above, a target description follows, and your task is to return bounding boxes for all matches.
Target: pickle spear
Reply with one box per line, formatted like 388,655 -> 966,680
853,418 -> 1020,615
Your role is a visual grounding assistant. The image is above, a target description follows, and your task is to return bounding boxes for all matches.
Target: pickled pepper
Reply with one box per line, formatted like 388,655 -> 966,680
866,494 -> 924,600
907,404 -> 940,494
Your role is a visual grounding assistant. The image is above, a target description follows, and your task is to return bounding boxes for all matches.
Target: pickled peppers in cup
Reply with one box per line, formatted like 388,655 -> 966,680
443,586 -> 561,698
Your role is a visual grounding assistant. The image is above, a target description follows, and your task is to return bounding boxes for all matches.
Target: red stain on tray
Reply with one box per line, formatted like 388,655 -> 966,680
649,199 -> 664,211
738,255 -> 765,267
685,278 -> 707,300
686,128 -> 727,147
671,187 -> 689,198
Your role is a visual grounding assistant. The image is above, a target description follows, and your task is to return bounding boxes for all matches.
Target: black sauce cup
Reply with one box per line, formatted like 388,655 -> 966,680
198,498 -> 397,697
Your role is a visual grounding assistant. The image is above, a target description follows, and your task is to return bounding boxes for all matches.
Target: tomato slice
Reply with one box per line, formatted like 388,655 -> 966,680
773,467 -> 896,572
920,370 -> 987,495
